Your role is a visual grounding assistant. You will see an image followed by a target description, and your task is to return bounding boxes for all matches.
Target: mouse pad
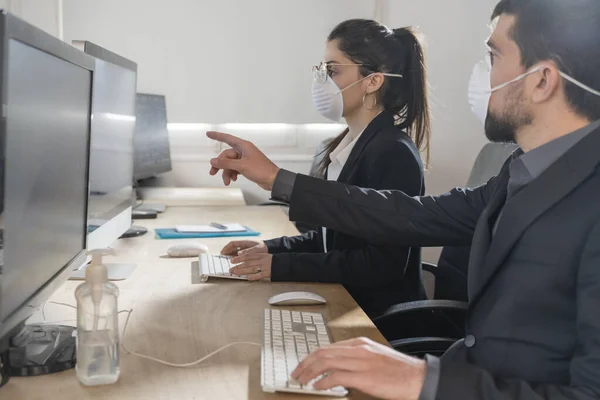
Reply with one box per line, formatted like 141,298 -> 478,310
155,226 -> 260,239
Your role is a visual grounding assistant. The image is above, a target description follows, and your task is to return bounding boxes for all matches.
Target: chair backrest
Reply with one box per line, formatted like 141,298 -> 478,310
466,142 -> 518,188
434,142 -> 518,301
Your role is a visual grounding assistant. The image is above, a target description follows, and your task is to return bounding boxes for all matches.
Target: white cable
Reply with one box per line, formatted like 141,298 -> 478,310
41,300 -> 130,324
41,301 -> 75,322
48,301 -> 77,310
40,319 -> 78,325
42,301 -> 47,321
41,301 -> 260,367
121,309 -> 260,368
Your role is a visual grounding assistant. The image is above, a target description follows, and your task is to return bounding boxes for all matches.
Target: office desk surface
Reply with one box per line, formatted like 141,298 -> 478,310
4,206 -> 387,400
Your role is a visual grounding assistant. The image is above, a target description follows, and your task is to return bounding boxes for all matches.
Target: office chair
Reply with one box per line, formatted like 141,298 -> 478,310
373,262 -> 468,357
374,142 -> 518,358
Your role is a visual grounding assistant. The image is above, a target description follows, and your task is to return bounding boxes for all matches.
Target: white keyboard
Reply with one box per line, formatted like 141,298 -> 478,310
198,254 -> 248,282
261,309 -> 348,397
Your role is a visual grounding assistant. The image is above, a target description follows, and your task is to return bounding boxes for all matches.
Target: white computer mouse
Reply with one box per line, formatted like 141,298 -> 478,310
167,243 -> 209,258
268,292 -> 326,306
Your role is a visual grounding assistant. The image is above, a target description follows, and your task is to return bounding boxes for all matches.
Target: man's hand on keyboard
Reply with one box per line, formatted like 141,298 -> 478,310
229,253 -> 273,281
221,240 -> 267,257
291,337 -> 426,400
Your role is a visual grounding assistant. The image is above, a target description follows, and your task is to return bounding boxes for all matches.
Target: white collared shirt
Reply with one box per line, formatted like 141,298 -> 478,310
321,128 -> 365,252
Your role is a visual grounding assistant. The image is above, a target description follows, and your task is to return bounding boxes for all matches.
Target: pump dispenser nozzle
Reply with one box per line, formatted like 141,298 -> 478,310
85,248 -> 115,330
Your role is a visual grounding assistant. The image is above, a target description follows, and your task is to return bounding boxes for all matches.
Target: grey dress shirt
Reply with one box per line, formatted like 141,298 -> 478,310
491,119 -> 600,235
269,119 -> 600,400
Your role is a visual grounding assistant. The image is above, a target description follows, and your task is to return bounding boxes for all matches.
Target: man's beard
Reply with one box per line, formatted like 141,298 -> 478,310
484,82 -> 532,143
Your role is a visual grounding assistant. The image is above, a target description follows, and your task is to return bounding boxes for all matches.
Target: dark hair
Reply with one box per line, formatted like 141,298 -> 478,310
315,19 -> 430,178
492,0 -> 600,121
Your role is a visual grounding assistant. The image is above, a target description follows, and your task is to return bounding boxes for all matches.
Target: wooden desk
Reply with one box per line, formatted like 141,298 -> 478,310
3,206 -> 387,400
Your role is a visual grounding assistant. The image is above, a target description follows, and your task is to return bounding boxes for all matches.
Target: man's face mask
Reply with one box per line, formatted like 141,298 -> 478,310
468,54 -> 600,142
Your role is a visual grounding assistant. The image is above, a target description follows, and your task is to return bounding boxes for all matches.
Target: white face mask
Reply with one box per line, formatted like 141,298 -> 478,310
468,55 -> 600,125
468,56 -> 492,125
311,76 -> 370,122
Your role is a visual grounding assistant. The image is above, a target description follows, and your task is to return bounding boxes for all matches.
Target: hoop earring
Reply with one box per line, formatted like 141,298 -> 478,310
362,93 -> 377,110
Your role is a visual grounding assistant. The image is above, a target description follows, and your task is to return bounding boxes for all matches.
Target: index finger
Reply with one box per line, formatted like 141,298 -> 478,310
221,240 -> 255,256
221,241 -> 239,256
206,131 -> 245,148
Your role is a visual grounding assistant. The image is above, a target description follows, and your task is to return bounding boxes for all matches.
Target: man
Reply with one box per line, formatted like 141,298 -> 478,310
207,0 -> 600,398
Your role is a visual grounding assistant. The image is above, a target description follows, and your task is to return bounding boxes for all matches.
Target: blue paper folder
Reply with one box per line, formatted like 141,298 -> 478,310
154,226 -> 260,239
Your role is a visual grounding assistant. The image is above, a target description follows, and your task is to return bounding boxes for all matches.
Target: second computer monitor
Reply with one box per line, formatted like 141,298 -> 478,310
133,93 -> 172,181
74,41 -> 138,250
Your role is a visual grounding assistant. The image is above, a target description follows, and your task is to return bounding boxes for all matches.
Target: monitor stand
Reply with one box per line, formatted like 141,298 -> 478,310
70,237 -> 140,281
134,202 -> 166,213
68,224 -> 147,281
1,350 -> 9,388
8,324 -> 76,378
120,225 -> 148,238
131,210 -> 157,220
70,262 -> 137,281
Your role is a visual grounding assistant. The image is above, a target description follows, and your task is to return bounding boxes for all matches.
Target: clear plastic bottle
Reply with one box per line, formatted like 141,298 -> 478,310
75,249 -> 120,386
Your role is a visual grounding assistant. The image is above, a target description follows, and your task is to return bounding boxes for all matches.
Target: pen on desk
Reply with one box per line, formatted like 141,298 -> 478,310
210,222 -> 228,230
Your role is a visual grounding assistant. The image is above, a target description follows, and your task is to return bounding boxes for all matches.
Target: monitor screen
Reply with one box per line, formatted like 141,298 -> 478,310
133,93 -> 172,180
0,38 -> 90,324
87,57 -> 136,227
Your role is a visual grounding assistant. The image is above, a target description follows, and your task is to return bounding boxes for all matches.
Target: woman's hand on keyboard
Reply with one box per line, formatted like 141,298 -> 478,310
221,240 -> 267,257
291,337 -> 426,400
229,253 -> 273,281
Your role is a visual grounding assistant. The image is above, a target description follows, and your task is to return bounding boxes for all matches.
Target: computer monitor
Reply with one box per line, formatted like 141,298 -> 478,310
133,93 -> 172,181
72,41 -> 137,251
0,11 -> 93,384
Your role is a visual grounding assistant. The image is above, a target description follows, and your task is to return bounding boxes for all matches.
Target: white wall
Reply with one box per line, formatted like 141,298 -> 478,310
4,0 -> 60,37
62,0 -> 379,123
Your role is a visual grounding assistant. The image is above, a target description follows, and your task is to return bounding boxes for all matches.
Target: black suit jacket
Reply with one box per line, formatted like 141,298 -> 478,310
284,125 -> 600,399
265,111 -> 426,317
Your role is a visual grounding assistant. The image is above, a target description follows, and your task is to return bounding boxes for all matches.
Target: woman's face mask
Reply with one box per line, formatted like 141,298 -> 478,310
311,63 -> 403,122
311,75 -> 371,122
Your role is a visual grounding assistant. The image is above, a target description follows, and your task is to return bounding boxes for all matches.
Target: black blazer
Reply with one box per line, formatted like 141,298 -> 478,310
265,111 -> 426,317
284,125 -> 600,399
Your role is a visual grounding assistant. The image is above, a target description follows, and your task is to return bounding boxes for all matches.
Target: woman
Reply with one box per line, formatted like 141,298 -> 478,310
221,19 -> 430,318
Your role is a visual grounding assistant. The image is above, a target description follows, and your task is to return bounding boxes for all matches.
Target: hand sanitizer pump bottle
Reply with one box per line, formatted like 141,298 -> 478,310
75,249 -> 120,385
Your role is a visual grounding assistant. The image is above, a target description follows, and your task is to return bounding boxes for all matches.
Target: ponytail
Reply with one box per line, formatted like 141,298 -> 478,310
391,27 -> 430,165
